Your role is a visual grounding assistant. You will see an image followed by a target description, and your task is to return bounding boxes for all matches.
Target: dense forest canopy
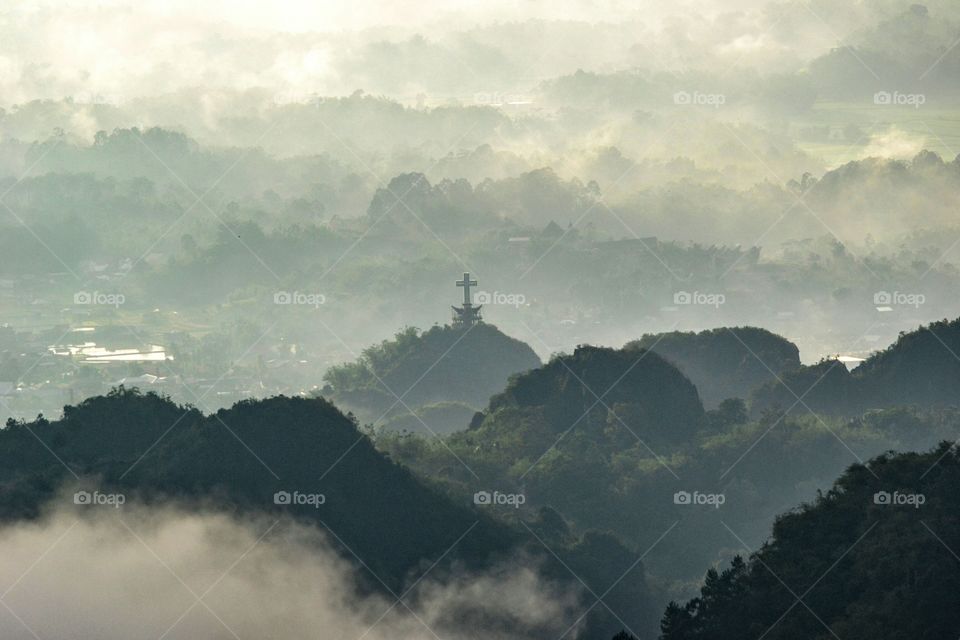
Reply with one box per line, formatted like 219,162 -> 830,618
659,443 -> 960,640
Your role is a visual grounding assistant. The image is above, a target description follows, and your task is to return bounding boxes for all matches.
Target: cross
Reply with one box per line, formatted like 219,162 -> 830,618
456,272 -> 477,306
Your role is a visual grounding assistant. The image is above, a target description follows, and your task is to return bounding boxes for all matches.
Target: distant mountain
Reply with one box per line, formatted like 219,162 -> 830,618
322,323 -> 541,431
808,4 -> 960,99
748,358 -> 856,416
627,328 -> 801,408
750,318 -> 960,416
379,400 -> 477,434
854,317 -> 960,408
659,442 -> 960,640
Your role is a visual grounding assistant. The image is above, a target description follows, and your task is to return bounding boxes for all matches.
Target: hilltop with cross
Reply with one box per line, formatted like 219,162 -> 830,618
319,271 -> 541,433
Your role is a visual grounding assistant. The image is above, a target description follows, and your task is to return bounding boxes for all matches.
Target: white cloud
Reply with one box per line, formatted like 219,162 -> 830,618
0,498 -> 581,640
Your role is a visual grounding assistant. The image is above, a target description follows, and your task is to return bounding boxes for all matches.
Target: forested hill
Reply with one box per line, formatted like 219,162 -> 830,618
751,317 -> 960,416
854,316 -> 960,407
659,443 -> 960,640
322,323 -> 541,429
627,328 -> 801,408
0,388 -> 660,639
474,344 -> 705,449
0,388 -> 514,588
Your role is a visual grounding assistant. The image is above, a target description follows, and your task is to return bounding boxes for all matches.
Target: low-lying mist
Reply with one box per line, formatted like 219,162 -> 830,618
0,496 -> 582,640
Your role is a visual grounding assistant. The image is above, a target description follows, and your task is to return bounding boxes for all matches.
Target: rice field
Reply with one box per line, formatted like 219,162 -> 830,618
791,99 -> 960,166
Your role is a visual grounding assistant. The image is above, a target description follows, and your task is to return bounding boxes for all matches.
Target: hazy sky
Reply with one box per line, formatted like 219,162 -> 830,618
16,0 -> 762,32
0,0 -> 895,104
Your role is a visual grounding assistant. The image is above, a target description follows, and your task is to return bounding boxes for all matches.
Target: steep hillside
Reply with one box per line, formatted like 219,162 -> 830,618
627,328 -> 800,408
750,317 -> 960,416
0,388 -> 512,587
474,344 -> 706,453
660,443 -> 960,640
0,387 -> 657,639
323,323 -> 541,430
855,317 -> 960,409
428,345 -> 710,574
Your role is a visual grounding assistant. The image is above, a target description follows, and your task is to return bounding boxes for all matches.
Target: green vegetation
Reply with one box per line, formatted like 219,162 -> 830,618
627,328 -> 801,408
0,387 -> 659,638
378,341 -> 960,587
659,443 -> 960,640
322,323 -> 541,427
751,317 -> 960,416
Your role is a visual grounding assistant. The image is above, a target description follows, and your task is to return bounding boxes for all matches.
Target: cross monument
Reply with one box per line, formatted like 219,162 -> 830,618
452,272 -> 482,326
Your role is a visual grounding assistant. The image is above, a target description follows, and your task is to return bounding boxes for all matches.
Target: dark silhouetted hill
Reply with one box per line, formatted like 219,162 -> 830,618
750,318 -> 960,416
0,388 -> 511,587
0,387 -> 658,638
323,323 -> 541,429
627,328 -> 801,408
473,344 -> 705,452
435,345 -> 705,565
659,443 -> 960,640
